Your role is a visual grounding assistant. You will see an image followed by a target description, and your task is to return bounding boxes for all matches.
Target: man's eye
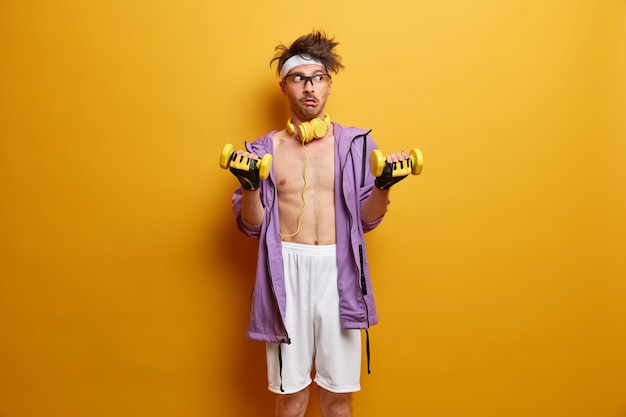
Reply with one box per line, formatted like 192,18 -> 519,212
314,75 -> 323,82
293,75 -> 303,82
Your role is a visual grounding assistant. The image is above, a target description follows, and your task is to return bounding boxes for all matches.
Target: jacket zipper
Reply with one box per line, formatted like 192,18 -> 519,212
267,174 -> 290,344
358,244 -> 367,295
360,132 -> 371,188
359,243 -> 372,374
340,132 -> 374,374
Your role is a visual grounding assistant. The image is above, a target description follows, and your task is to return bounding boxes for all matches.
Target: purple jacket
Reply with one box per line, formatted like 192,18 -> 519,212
232,123 -> 384,343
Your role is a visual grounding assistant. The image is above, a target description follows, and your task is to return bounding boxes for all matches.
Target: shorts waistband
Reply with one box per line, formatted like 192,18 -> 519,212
281,241 -> 336,256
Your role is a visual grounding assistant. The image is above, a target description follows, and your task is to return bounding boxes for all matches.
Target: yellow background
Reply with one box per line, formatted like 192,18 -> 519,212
1,1 -> 625,416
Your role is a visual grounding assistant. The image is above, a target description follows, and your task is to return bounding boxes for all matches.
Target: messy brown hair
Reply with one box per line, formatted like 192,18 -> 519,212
270,30 -> 345,77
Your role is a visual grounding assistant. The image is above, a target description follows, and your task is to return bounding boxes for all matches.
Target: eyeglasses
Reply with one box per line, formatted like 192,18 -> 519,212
282,73 -> 332,86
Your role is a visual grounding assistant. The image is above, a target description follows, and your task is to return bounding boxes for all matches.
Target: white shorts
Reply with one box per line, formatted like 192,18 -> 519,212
266,242 -> 362,394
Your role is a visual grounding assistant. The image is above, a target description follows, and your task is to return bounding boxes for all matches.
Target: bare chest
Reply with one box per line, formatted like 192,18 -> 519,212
273,137 -> 335,195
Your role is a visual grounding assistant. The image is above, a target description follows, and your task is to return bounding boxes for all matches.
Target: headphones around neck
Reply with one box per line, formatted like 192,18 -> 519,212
286,114 -> 331,143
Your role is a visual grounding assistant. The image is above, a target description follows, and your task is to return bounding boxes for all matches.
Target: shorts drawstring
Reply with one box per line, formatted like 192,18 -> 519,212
278,343 -> 285,393
365,329 -> 371,374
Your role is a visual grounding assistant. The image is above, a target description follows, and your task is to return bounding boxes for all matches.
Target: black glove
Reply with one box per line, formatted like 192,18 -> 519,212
374,159 -> 411,190
229,154 -> 262,191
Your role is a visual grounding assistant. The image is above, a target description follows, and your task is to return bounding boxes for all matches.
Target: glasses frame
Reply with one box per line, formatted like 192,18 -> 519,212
282,73 -> 332,86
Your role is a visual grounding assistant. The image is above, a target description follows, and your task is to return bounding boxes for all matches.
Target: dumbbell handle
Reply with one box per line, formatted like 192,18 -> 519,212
370,148 -> 423,177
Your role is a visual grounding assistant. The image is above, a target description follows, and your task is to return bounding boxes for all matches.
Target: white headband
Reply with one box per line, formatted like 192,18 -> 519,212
280,54 -> 325,78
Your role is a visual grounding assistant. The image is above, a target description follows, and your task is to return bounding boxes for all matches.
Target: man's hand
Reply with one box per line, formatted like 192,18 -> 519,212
220,144 -> 272,191
370,148 -> 423,190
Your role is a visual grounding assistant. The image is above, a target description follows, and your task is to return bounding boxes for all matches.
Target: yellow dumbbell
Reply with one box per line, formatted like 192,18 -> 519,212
370,148 -> 423,177
220,143 -> 272,180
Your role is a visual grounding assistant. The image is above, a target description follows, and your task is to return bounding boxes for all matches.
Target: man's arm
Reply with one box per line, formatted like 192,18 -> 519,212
360,187 -> 390,222
229,149 -> 267,232
360,150 -> 410,222
240,188 -> 264,226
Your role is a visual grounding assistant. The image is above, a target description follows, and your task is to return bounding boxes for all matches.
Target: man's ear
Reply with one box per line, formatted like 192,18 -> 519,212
279,81 -> 286,95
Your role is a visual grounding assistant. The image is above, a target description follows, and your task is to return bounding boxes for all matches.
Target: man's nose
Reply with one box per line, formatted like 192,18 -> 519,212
303,78 -> 315,89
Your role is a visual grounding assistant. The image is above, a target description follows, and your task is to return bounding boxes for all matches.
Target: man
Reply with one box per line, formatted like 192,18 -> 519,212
228,31 -> 412,417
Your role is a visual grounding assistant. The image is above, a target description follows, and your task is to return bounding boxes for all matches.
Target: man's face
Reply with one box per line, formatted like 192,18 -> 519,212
280,64 -> 332,122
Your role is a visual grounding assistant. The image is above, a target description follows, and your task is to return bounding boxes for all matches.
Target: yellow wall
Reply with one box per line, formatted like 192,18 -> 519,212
1,1 -> 624,416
